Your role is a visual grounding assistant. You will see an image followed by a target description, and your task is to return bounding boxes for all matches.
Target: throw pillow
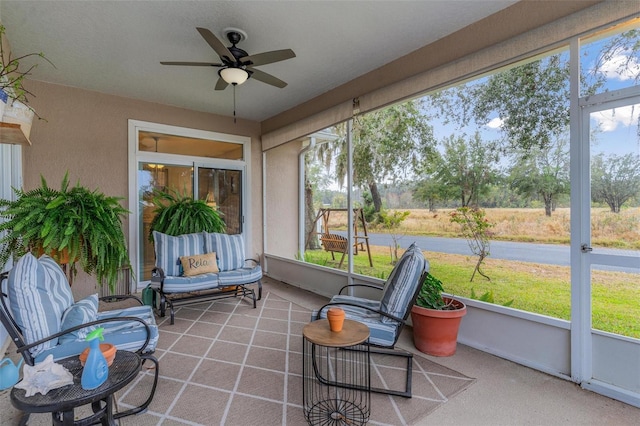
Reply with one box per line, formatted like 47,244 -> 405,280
153,231 -> 205,276
58,294 -> 99,344
180,252 -> 219,276
38,254 -> 75,320
7,253 -> 62,356
202,232 -> 245,271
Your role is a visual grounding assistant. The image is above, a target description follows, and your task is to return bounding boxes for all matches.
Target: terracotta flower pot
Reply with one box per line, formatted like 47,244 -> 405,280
35,246 -> 73,265
326,307 -> 346,332
79,343 -> 116,367
411,297 -> 466,356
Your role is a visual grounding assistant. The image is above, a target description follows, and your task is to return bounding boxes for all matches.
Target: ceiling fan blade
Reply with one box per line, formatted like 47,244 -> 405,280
241,49 -> 296,66
160,61 -> 224,67
214,76 -> 229,91
197,27 -> 235,62
247,67 -> 287,88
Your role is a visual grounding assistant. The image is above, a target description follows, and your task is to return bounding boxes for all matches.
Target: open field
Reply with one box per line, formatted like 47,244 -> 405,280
304,244 -> 640,338
324,207 -> 640,249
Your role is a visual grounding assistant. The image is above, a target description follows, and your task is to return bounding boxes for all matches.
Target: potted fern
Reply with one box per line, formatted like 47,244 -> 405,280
148,189 -> 225,240
0,173 -> 130,292
410,272 -> 467,356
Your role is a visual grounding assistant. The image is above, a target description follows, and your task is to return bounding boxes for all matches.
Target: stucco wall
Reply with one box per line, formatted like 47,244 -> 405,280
21,80 -> 262,298
264,140 -> 300,260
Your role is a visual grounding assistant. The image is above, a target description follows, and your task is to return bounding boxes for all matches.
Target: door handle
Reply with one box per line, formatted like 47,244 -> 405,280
581,244 -> 593,253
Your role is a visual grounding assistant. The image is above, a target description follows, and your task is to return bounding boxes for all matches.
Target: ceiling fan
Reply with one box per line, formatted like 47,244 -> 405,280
161,27 -> 296,90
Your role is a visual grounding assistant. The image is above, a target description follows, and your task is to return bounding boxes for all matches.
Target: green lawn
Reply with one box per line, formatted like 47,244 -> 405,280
304,247 -> 640,338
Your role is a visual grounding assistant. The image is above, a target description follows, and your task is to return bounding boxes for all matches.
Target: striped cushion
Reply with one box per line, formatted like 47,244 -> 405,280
311,295 -> 397,346
314,307 -> 397,347
218,265 -> 262,286
7,253 -> 61,356
203,232 -> 245,271
58,294 -> 99,344
379,243 -> 426,324
149,273 -> 219,293
39,255 -> 74,319
153,231 -> 204,276
34,305 -> 159,362
312,295 -> 381,320
96,305 -> 159,353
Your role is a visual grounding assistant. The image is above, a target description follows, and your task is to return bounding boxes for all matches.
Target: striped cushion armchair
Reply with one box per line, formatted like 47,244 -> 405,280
0,253 -> 159,421
312,242 -> 428,398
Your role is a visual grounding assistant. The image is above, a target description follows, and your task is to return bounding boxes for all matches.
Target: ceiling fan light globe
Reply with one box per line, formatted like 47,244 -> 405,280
220,68 -> 249,85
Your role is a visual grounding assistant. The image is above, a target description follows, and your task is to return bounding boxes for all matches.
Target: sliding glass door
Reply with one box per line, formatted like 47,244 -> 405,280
194,164 -> 243,235
129,120 -> 250,286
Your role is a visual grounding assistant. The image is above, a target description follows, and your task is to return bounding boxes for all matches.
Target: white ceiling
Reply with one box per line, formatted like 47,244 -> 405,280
0,1 -> 517,122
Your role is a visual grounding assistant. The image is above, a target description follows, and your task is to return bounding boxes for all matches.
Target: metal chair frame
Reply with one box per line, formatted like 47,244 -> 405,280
0,271 -> 159,424
315,270 -> 428,398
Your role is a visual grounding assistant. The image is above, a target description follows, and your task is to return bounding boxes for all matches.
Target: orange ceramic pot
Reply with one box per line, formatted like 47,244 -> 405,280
410,297 -> 466,356
326,307 -> 346,332
79,343 -> 116,367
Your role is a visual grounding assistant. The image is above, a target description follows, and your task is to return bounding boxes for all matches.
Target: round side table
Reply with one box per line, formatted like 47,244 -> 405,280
11,350 -> 141,426
302,318 -> 370,425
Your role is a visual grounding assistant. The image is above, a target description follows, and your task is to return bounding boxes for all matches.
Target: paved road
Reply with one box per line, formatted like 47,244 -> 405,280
334,231 -> 639,273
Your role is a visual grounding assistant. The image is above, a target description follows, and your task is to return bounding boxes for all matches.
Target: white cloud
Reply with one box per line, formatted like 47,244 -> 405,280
486,117 -> 503,129
591,104 -> 640,132
599,49 -> 640,82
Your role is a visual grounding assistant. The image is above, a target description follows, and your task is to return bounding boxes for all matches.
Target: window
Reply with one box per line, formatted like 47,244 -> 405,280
298,24 -> 640,337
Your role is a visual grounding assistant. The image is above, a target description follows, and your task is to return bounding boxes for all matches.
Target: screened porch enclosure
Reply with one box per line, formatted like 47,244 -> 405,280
262,13 -> 640,409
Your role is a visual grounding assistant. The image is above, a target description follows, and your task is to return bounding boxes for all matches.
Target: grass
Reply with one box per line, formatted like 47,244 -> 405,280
304,245 -> 640,339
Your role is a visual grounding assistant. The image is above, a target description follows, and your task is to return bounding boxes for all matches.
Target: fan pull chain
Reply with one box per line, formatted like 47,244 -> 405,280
233,83 -> 237,124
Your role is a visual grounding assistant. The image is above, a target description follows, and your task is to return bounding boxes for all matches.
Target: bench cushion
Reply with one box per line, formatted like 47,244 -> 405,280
203,232 -> 245,271
153,231 -> 204,276
149,272 -> 220,293
218,265 -> 262,286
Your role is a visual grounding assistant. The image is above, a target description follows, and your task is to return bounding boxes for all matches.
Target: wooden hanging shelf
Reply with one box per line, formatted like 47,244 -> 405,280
0,122 -> 31,146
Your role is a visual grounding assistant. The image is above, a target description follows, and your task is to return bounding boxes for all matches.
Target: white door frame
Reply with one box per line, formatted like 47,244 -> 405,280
571,83 -> 640,405
128,120 -> 251,291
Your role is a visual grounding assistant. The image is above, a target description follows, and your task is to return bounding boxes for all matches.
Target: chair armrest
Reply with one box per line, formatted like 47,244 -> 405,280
99,294 -> 144,306
338,283 -> 384,295
151,267 -> 166,292
317,301 -> 405,324
151,267 -> 166,279
17,316 -> 154,360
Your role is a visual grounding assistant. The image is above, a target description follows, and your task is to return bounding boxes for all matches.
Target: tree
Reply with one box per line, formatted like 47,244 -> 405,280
426,54 -> 571,153
509,137 -> 570,216
331,100 -> 437,212
433,132 -> 498,207
591,153 -> 640,213
375,209 -> 410,264
413,176 -> 449,211
589,28 -> 640,90
450,207 -> 494,282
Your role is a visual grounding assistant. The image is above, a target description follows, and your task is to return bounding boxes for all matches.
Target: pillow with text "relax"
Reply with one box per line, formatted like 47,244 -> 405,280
180,252 -> 219,276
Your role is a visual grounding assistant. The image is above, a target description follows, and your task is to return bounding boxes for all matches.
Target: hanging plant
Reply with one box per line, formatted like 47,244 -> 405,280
0,24 -> 55,117
0,173 -> 130,292
148,189 -> 226,240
